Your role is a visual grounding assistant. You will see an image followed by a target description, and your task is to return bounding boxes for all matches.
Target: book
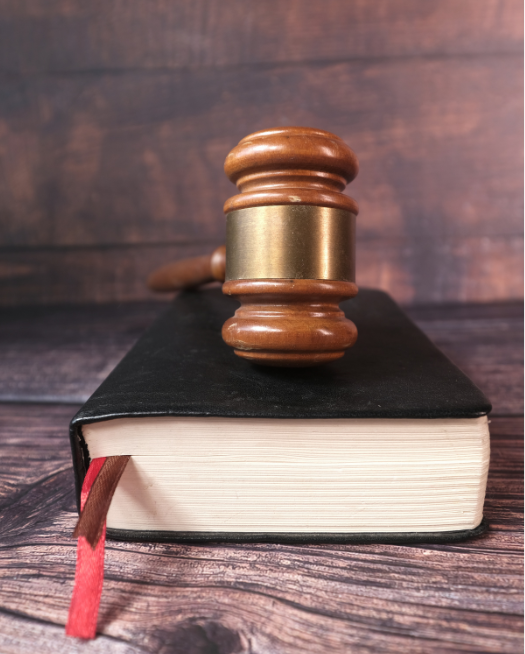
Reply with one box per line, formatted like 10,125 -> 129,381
69,288 -> 491,544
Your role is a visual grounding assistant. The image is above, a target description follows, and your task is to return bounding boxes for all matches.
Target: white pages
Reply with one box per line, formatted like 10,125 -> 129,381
83,416 -> 490,534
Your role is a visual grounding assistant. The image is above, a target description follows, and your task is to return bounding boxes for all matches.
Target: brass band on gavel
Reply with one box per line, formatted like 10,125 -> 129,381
225,205 -> 355,283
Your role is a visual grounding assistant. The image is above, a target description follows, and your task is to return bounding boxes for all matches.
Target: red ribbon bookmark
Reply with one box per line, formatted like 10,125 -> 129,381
66,455 -> 131,639
66,457 -> 107,639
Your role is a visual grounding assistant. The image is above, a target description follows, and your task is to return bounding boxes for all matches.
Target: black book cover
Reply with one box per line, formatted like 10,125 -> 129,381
70,288 -> 491,544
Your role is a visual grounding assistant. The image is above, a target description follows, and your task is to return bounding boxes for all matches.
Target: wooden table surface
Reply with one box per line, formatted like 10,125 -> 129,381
0,298 -> 523,653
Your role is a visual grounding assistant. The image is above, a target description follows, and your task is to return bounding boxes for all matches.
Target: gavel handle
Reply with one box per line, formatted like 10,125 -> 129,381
147,245 -> 226,292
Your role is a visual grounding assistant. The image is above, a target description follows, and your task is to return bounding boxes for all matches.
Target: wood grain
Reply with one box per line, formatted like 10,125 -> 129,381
0,302 -> 165,403
1,57 -> 521,249
0,0 -> 521,74
0,612 -> 141,654
0,244 -> 218,306
0,403 -> 521,653
406,302 -> 524,416
0,1 -> 522,307
0,54 -> 522,306
1,235 -> 523,307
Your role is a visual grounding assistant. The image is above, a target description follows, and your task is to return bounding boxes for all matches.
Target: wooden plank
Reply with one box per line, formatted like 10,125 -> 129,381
1,235 -> 522,307
0,404 -> 522,653
406,303 -> 524,416
0,302 -> 165,403
0,612 -> 141,654
0,0 -> 521,74
358,235 -> 523,306
0,244 -> 217,306
0,403 -> 79,503
0,55 -> 522,305
1,57 -> 521,248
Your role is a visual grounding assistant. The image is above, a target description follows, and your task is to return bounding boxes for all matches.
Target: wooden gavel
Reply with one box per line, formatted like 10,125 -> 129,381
148,126 -> 359,367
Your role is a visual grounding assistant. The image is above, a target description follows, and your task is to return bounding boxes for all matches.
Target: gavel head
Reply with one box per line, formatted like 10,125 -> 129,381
221,126 -> 359,367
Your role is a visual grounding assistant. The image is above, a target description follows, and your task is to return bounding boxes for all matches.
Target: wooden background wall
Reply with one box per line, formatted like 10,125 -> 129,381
0,0 -> 523,306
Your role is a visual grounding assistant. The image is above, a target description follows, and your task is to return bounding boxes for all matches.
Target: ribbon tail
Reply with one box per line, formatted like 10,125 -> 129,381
66,455 -> 130,639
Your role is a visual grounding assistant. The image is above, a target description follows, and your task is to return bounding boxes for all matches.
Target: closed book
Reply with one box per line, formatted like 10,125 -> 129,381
69,288 -> 491,543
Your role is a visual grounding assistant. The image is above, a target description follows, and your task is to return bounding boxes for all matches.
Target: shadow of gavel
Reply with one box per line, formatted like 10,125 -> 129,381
148,127 -> 359,367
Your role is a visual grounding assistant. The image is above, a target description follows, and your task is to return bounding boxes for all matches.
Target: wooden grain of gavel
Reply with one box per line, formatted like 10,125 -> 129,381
148,127 -> 359,367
